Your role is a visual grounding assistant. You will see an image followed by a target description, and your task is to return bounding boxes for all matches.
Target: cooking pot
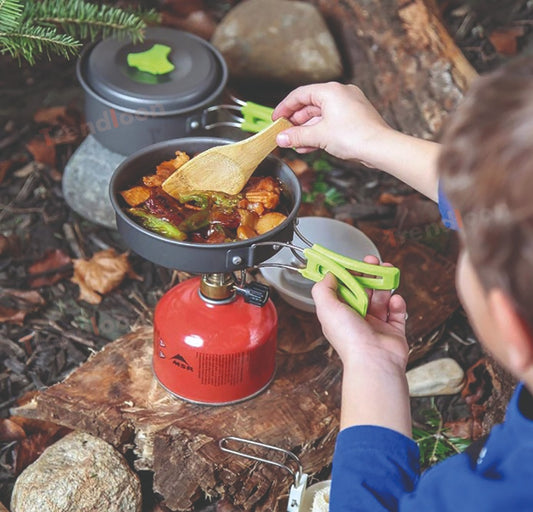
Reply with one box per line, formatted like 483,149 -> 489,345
77,27 -> 228,155
109,137 -> 301,273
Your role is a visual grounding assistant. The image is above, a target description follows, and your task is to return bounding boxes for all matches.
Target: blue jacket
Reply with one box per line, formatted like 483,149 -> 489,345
330,188 -> 533,510
331,379 -> 533,510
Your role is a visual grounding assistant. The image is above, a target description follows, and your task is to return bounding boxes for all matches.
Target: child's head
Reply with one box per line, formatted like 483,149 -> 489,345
438,56 -> 533,376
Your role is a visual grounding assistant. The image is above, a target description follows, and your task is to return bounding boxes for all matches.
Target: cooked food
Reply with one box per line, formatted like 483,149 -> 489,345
119,150 -> 288,243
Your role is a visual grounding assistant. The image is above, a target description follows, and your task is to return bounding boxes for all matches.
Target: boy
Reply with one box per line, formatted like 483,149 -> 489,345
272,56 -> 533,510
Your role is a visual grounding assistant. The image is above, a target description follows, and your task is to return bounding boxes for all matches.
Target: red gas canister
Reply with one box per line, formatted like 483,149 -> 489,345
153,276 -> 277,405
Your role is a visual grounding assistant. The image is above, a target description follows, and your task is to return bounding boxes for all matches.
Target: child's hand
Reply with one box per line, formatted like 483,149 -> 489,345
272,82 -> 391,162
312,255 -> 412,435
273,82 -> 442,202
312,256 -> 409,371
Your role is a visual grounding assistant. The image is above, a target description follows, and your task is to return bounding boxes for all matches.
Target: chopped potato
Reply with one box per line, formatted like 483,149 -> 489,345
120,185 -> 151,207
237,225 -> 257,240
238,209 -> 258,230
255,212 -> 287,234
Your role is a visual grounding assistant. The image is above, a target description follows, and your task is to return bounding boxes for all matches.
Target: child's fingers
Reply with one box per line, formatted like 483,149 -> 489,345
312,273 -> 359,326
362,256 -> 393,321
362,254 -> 379,302
387,294 -> 407,333
312,272 -> 339,307
291,106 -> 322,125
363,255 -> 380,265
276,117 -> 325,150
272,84 -> 322,120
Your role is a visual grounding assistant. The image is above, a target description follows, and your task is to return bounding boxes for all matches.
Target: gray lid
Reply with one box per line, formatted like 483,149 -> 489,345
82,27 -> 226,114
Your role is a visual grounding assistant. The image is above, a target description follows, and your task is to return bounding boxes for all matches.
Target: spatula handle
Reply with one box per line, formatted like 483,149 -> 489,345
242,117 -> 293,167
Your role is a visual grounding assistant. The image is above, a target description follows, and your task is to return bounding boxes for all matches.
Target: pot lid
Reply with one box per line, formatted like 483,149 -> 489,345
82,27 -> 226,113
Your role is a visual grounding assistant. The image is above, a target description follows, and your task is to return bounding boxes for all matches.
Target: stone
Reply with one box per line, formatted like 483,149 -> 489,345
407,357 -> 465,397
11,431 -> 142,512
211,0 -> 343,87
62,135 -> 125,229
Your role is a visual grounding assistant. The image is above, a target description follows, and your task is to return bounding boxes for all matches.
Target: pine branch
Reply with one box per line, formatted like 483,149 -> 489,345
0,0 -> 160,65
0,24 -> 80,64
23,0 -> 159,43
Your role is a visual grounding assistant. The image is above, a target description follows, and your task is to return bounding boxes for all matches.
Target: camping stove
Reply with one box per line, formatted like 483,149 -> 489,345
153,273 -> 277,405
109,136 -> 301,405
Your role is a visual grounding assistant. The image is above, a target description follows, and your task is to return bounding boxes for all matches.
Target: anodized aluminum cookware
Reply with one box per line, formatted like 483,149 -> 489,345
109,137 -> 302,273
77,27 -> 228,155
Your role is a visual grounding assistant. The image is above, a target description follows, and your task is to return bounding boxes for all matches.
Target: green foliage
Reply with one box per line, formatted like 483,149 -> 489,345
302,154 -> 346,208
0,0 -> 159,65
413,398 -> 471,470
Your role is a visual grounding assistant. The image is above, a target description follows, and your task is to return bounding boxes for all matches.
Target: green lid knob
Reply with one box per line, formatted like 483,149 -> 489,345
127,44 -> 175,75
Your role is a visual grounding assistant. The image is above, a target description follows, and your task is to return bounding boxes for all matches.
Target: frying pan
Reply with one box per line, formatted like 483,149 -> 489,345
109,137 -> 301,273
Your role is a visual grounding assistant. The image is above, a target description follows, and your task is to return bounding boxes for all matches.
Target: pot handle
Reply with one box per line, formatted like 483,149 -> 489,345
188,98 -> 275,134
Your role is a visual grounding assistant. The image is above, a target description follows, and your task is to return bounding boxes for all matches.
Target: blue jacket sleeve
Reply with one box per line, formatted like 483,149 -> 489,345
330,425 -> 420,512
438,181 -> 461,230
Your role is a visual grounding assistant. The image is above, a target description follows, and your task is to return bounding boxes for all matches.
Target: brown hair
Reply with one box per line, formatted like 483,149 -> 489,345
438,56 -> 533,328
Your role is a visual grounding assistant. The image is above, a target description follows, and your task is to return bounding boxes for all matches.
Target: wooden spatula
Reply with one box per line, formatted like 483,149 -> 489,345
162,117 -> 292,197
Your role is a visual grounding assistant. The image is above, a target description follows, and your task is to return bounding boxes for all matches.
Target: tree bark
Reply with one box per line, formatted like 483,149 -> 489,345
305,0 -> 477,138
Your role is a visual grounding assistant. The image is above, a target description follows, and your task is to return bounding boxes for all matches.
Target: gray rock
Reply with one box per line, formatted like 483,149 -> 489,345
211,0 -> 343,86
62,135 -> 125,229
407,357 -> 465,397
11,431 -> 142,512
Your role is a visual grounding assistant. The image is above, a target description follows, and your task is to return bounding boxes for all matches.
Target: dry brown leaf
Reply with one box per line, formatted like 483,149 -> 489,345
33,106 -> 68,125
26,136 -> 56,167
0,418 -> 26,443
2,288 -> 45,306
0,289 -> 44,324
461,358 -> 494,406
0,305 -> 27,325
488,26 -> 525,56
0,160 -> 12,185
378,192 -> 416,205
0,233 -> 21,257
71,249 -> 142,304
444,418 -> 473,440
27,249 -> 72,288
13,425 -> 71,475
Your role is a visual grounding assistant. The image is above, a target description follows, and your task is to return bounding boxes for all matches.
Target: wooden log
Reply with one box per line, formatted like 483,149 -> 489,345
13,309 -> 340,512
305,0 -> 478,138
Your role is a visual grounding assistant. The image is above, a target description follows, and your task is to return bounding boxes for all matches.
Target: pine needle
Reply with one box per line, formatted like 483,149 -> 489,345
0,0 -> 23,31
